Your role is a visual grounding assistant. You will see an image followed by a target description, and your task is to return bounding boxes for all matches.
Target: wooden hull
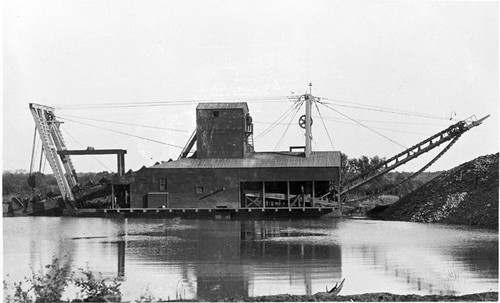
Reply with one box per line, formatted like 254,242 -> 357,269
63,207 -> 340,219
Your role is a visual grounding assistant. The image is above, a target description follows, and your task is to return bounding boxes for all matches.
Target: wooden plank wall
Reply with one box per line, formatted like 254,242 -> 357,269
196,108 -> 246,159
130,166 -> 340,208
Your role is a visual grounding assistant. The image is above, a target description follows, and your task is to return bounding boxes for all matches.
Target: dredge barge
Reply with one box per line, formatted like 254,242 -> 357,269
22,95 -> 342,219
12,91 -> 488,219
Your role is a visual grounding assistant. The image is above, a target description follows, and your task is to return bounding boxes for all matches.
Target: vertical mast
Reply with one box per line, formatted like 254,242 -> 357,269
305,83 -> 313,158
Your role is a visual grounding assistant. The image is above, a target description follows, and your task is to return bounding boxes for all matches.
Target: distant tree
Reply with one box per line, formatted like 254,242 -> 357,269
340,154 -> 440,198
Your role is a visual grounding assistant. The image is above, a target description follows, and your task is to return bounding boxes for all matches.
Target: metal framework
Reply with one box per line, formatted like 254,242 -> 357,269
30,103 -> 128,207
57,149 -> 127,176
29,103 -> 77,202
341,115 -> 490,197
178,130 -> 197,159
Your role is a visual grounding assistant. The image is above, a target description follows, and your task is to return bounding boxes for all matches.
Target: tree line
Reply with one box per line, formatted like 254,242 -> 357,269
341,153 -> 441,198
3,154 -> 442,201
2,170 -> 113,200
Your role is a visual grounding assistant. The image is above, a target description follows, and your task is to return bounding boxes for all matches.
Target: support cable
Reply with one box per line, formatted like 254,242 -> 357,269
313,100 -> 335,150
254,101 -> 299,141
315,116 -> 449,126
29,126 -> 38,176
42,154 -> 47,174
274,103 -> 303,151
346,134 -> 462,203
55,96 -> 293,110
61,128 -> 113,172
320,103 -> 408,150
57,114 -> 189,133
317,117 -> 431,136
38,146 -> 44,173
320,97 -> 452,121
57,116 -> 184,149
254,102 -> 297,141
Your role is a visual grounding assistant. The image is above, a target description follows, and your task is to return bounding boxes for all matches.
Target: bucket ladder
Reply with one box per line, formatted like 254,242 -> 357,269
341,115 -> 490,197
29,103 -> 77,203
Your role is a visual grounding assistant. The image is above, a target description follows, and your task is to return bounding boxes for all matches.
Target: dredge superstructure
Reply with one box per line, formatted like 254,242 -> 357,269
14,93 -> 489,219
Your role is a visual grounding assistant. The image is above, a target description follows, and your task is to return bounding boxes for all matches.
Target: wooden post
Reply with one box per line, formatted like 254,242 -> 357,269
117,155 -> 122,176
312,181 -> 315,207
337,181 -> 342,213
287,181 -> 290,207
262,181 -> 266,208
111,185 -> 115,209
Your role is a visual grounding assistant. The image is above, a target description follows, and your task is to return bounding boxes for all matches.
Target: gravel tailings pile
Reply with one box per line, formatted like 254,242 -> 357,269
372,153 -> 498,228
175,292 -> 498,302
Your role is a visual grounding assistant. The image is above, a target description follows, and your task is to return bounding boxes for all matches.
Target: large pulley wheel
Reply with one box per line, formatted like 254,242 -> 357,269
298,115 -> 313,129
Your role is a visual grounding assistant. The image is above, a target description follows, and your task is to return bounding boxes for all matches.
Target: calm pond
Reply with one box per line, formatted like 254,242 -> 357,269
3,217 -> 498,300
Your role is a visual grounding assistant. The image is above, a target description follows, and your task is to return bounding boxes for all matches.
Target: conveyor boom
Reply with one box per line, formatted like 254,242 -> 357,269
341,115 -> 490,196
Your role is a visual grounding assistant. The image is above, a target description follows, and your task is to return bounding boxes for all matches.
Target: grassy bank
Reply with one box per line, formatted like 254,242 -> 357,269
168,292 -> 498,302
5,259 -> 497,302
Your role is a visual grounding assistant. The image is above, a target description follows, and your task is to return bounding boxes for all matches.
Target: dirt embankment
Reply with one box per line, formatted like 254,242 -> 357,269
370,153 -> 499,228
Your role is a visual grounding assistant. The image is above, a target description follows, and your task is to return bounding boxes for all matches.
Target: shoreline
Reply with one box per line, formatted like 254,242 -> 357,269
168,291 -> 498,302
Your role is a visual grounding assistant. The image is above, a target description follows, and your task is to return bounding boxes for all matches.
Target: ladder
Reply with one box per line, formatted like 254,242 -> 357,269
341,115 -> 490,196
29,103 -> 77,204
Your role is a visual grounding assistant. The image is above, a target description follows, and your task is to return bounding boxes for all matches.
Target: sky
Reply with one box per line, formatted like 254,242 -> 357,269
2,0 -> 498,174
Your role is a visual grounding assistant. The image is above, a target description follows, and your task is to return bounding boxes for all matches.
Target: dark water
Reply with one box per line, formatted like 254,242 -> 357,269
3,217 -> 498,300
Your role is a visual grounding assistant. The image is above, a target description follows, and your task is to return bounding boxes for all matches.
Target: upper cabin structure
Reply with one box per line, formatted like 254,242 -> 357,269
196,103 -> 254,159
130,102 -> 341,210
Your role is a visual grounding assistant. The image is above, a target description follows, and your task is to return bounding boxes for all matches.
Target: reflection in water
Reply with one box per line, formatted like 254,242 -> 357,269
3,217 -> 498,301
117,241 -> 125,280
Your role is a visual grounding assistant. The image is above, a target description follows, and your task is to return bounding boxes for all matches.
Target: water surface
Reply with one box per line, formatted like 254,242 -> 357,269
3,217 -> 498,300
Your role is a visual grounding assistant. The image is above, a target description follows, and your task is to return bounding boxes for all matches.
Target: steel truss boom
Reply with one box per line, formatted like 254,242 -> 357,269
29,103 -> 78,203
341,115 -> 490,196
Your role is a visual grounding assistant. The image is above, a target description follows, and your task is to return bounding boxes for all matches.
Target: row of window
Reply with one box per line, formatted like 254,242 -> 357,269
157,177 -> 204,194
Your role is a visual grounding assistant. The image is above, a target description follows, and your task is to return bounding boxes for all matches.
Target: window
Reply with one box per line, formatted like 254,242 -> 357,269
195,186 -> 204,195
212,110 -> 220,117
158,178 -> 167,191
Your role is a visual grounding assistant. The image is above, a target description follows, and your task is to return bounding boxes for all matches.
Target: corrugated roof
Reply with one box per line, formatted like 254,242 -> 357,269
150,151 -> 341,169
196,102 -> 249,111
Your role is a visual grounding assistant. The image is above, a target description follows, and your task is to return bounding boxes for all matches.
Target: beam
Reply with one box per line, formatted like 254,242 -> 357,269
58,149 -> 127,155
178,130 -> 197,159
29,103 -> 55,112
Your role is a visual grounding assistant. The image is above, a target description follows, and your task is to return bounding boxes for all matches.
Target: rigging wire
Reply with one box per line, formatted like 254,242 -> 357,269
254,101 -> 299,141
255,119 -> 431,136
53,94 -> 455,123
318,118 -> 431,136
320,102 -> 408,150
57,116 -> 184,149
57,114 -> 189,133
313,100 -> 335,150
48,93 -> 455,153
38,146 -> 44,173
57,95 -> 292,106
29,127 -> 37,175
320,99 -> 450,121
311,116 -> 449,126
61,128 -> 113,172
273,102 -> 303,151
346,134 -> 462,203
55,96 -> 294,110
255,118 -> 446,126
42,153 -> 47,174
320,97 -> 452,120
320,96 -> 426,115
